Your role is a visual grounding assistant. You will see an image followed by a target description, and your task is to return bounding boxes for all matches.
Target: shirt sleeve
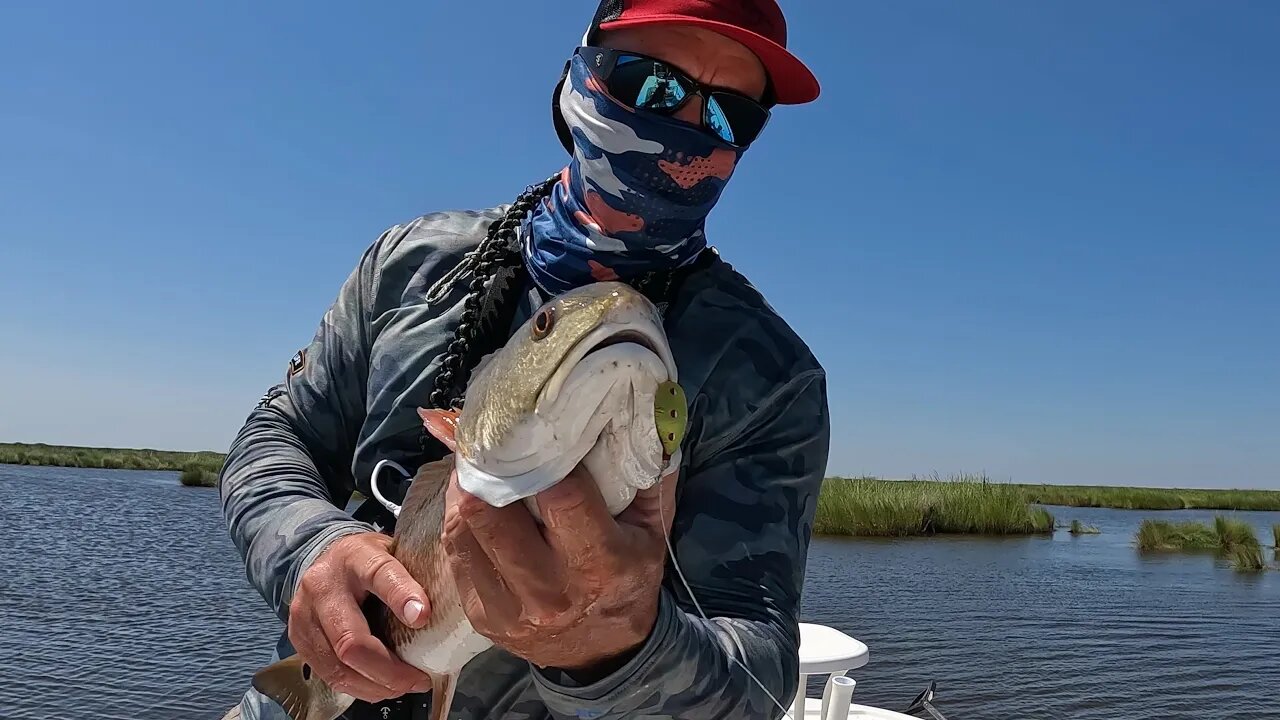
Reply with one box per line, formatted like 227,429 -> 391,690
531,366 -> 831,720
218,227 -> 397,623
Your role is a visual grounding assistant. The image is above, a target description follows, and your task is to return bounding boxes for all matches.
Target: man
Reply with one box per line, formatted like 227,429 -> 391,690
220,2 -> 829,718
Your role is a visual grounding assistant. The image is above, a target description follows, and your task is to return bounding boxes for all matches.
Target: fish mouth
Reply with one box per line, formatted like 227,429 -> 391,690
457,304 -> 675,508
539,321 -> 675,409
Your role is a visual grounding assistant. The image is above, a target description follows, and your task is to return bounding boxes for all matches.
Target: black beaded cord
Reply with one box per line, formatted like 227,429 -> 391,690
427,175 -> 559,413
419,173 -> 693,462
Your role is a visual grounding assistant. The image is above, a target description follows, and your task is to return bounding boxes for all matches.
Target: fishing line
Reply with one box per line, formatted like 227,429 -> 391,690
657,486 -> 797,720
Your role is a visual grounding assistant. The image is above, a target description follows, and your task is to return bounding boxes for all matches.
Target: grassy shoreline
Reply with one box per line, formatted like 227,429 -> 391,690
1016,483 -> 1280,511
5,444 -> 1279,536
815,475 -> 1055,537
1,442 -> 224,488
1,442 -> 223,472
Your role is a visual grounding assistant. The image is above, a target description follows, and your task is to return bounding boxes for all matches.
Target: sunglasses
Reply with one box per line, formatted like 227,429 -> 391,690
576,46 -> 771,147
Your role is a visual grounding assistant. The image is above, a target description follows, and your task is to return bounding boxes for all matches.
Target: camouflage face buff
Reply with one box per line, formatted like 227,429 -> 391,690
524,53 -> 745,295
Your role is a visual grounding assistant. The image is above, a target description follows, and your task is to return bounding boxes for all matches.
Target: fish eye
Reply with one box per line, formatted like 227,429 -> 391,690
532,307 -> 555,340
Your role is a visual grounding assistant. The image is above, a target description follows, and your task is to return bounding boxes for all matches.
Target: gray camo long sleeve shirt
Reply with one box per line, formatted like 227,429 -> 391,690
220,207 -> 831,720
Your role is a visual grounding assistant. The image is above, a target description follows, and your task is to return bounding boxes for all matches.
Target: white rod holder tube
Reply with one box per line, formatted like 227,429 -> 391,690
821,676 -> 856,720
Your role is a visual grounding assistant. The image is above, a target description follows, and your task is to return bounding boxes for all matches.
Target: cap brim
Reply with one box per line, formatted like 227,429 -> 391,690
597,15 -> 820,105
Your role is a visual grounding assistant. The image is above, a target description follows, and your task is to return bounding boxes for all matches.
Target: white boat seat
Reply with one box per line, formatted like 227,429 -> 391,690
791,623 -> 870,719
798,622 -> 869,676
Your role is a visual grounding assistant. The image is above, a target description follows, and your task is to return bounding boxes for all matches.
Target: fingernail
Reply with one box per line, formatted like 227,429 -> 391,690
403,599 -> 425,624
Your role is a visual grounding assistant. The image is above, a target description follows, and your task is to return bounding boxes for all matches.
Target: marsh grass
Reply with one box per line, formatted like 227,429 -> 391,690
8,440 -> 1280,520
815,474 -> 1055,537
1214,516 -> 1258,552
1138,515 -> 1269,572
1069,519 -> 1101,535
179,465 -> 219,487
1214,516 -> 1264,572
1135,520 -> 1218,551
1017,483 -> 1280,511
3,442 -> 223,490
1228,543 -> 1265,572
1,442 -> 224,473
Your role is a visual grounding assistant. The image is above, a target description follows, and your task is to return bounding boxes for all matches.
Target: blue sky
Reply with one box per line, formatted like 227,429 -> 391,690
2,1 -> 1277,488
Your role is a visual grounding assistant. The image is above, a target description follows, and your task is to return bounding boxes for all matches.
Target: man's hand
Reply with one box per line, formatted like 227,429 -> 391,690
289,532 -> 435,702
442,463 -> 677,673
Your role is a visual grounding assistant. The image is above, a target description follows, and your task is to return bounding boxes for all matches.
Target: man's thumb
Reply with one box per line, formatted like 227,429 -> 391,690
354,539 -> 432,629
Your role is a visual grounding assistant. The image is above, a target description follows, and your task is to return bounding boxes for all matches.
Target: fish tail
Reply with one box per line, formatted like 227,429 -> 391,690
251,654 -> 354,720
427,671 -> 457,720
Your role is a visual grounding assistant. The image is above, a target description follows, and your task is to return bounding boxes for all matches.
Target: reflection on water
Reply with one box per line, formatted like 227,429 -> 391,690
1,465 -> 1276,719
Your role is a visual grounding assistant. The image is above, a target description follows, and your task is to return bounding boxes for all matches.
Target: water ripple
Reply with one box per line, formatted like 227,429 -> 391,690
801,510 -> 1280,720
3,465 -> 1278,719
0,465 -> 282,719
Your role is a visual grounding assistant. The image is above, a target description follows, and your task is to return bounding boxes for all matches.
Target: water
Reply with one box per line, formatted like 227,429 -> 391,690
801,505 -> 1280,719
1,466 -> 1276,719
0,464 -> 283,719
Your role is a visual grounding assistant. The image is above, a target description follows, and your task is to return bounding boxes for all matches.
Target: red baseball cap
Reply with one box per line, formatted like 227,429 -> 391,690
582,0 -> 820,105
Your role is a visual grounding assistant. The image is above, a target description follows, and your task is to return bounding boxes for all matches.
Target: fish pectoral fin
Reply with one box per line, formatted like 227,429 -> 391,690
427,672 -> 458,720
418,407 -> 460,451
251,655 -> 353,720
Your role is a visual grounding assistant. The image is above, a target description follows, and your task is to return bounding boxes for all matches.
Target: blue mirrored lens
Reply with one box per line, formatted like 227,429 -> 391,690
636,74 -> 686,109
613,54 -> 687,110
704,97 -> 734,144
604,51 -> 763,145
